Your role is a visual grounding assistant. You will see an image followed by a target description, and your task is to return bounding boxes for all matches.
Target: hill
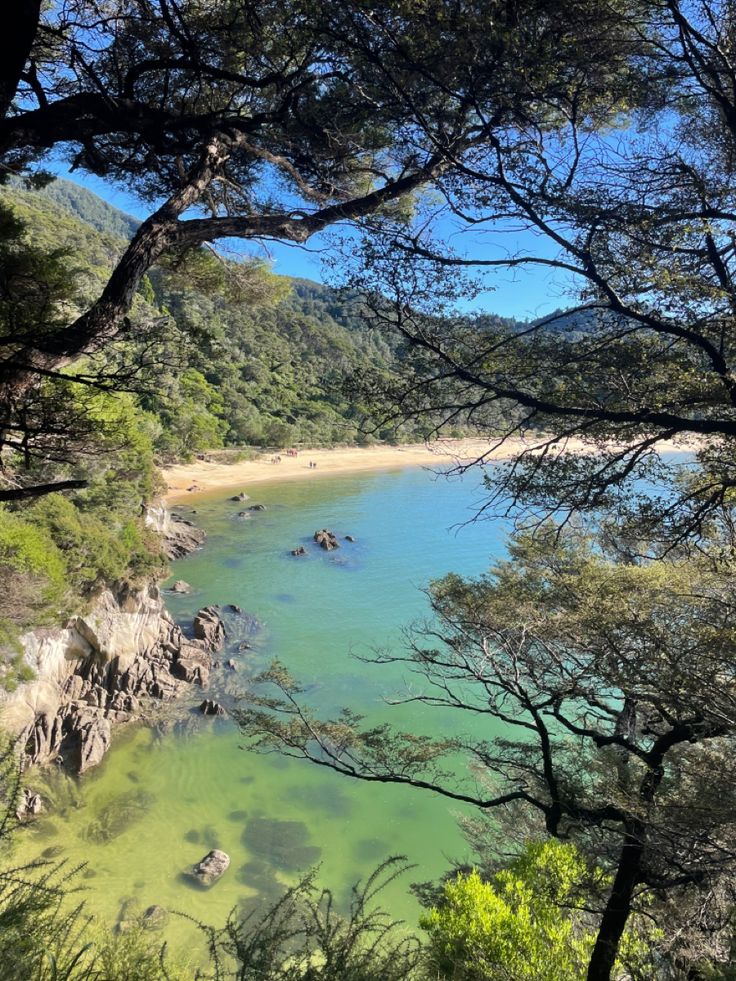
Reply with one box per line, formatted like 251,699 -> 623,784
2,178 -> 468,455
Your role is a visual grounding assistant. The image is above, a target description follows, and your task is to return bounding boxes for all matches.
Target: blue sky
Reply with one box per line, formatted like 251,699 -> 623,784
50,161 -> 575,322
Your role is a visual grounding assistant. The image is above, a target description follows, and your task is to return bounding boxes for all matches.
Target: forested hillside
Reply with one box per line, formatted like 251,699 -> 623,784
3,178 -> 500,457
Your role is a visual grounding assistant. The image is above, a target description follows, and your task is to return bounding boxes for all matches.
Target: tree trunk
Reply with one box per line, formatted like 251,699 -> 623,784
586,830 -> 644,981
0,0 -> 41,120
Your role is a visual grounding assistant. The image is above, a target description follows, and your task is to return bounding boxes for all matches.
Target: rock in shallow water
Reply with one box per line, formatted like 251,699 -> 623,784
314,529 -> 340,550
15,789 -> 43,821
192,606 -> 226,652
199,699 -> 226,717
143,905 -> 169,930
189,849 -> 230,887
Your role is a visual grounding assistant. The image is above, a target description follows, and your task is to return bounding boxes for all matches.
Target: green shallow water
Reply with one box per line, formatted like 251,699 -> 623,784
15,465 -> 509,956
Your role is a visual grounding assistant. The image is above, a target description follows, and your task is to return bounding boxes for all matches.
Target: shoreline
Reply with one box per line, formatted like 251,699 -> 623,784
161,436 -> 693,504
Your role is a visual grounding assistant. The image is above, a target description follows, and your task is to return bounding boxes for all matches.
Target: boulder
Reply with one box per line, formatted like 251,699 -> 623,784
345,535 -> 356,542
189,849 -> 230,887
248,504 -> 267,511
170,580 -> 191,594
199,699 -> 226,717
229,492 -> 249,502
15,789 -> 44,822
225,604 -> 242,614
291,545 -> 306,556
192,607 -> 226,653
225,659 -> 237,671
314,529 -> 340,551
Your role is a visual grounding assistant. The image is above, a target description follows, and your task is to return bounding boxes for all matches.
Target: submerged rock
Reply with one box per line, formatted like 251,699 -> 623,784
314,529 -> 340,551
248,504 -> 267,512
189,849 -> 230,887
230,492 -> 249,502
291,545 -> 306,556
345,535 -> 356,542
170,580 -> 191,594
143,905 -> 169,930
243,818 -> 321,872
83,789 -> 156,844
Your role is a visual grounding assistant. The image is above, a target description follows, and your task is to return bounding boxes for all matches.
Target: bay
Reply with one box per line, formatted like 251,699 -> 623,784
16,464 -> 509,954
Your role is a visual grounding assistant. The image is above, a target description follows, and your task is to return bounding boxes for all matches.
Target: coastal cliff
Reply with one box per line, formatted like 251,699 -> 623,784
0,508 -> 213,774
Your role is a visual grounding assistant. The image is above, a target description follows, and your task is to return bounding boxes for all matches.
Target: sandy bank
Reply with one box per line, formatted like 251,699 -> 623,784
161,436 -> 692,504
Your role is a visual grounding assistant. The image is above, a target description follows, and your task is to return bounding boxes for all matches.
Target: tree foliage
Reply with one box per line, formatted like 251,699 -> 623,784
421,840 -> 646,981
237,526 -> 736,977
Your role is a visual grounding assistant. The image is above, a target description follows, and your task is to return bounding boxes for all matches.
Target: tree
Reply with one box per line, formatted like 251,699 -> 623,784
336,0 -> 736,551
237,527 -> 736,979
421,840 -> 645,981
0,1 -> 652,462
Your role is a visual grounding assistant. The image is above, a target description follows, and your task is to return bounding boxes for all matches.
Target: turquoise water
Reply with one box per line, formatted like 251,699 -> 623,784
17,465 -> 509,956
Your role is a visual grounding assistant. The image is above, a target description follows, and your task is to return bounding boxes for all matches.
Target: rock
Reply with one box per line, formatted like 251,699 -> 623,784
238,642 -> 251,652
144,506 -> 206,559
291,545 -> 306,556
142,905 -> 169,930
192,607 -> 226,653
15,789 -> 43,821
230,492 -> 249,502
345,535 -> 356,542
189,849 -> 230,887
248,504 -> 267,511
116,897 -> 140,933
170,580 -> 191,594
76,716 -> 112,774
173,643 -> 212,686
314,529 -> 340,551
199,699 -> 226,717
225,659 -> 237,671
225,604 -> 242,614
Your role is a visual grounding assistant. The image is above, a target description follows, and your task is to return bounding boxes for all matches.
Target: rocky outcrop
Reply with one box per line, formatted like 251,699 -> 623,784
144,504 -> 206,560
2,582 -> 214,773
170,580 -> 191,594
189,849 -> 230,887
16,788 -> 43,821
199,699 -> 226,717
193,607 -> 226,653
314,529 -> 340,551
